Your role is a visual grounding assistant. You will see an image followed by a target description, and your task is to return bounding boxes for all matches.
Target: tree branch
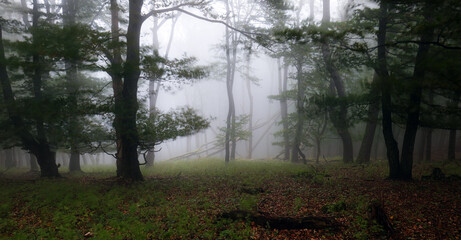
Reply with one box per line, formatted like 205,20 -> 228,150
369,40 -> 461,51
141,1 -> 206,23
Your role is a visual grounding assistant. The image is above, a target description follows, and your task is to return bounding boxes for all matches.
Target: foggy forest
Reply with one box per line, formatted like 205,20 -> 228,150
0,0 -> 460,239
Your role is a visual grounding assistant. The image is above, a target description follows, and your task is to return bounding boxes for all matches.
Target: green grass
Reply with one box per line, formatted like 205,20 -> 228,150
0,159 -> 310,240
1,158 -> 460,239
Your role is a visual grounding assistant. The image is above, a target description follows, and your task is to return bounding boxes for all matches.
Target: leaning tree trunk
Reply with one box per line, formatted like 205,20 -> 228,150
357,73 -> 380,164
321,0 -> 353,164
400,1 -> 434,180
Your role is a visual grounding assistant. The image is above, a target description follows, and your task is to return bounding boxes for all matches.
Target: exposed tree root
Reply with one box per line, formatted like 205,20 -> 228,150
219,210 -> 340,230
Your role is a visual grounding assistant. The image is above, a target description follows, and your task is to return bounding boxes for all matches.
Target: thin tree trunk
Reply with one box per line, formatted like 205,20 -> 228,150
246,53 -> 254,159
146,11 -> 179,167
321,0 -> 353,164
291,60 -> 305,163
224,0 -> 236,163
278,58 -> 290,160
357,73 -> 380,164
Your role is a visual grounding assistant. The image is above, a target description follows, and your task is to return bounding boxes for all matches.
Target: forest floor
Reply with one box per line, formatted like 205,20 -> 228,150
0,158 -> 460,239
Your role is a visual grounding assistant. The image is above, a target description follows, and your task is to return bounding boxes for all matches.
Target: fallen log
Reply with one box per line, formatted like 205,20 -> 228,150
218,210 -> 340,230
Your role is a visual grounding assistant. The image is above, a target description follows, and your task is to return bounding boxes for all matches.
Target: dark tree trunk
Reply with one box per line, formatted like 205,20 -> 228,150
110,0 -> 125,176
116,0 -> 144,181
32,146 -> 59,178
291,60 -> 305,163
377,2 -> 400,179
357,73 -> 380,164
321,0 -> 353,164
400,1 -> 434,180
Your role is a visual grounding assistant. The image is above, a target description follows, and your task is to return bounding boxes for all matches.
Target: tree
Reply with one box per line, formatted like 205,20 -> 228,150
104,0 -> 209,180
320,0 -> 354,164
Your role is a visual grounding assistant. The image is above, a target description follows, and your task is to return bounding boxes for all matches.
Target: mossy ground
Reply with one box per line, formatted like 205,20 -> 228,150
0,158 -> 460,239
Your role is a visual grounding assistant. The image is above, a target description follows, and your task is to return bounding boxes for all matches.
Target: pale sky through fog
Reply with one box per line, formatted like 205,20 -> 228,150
137,0 -> 346,160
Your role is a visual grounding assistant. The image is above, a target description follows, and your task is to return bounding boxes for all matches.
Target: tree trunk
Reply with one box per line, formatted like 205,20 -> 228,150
278,58 -> 290,160
246,53 -> 254,159
110,0 -> 125,176
32,146 -> 59,178
224,0 -> 237,163
400,1 -> 434,180
376,2 -> 400,179
321,0 -> 353,164
63,0 -> 82,173
357,73 -> 380,164
116,0 -> 144,181
291,60 -> 305,163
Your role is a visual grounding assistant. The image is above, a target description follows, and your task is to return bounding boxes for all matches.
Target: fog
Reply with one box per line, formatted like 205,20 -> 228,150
138,0 -> 344,160
1,0 -> 460,171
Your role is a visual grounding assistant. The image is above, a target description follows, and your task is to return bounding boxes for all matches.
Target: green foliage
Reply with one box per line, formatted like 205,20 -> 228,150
137,107 -> 210,151
215,114 -> 252,146
142,53 -> 209,91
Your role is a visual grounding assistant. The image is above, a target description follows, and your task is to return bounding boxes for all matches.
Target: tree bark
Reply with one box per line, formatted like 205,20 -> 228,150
116,0 -> 144,181
400,1 -> 434,180
224,0 -> 237,163
321,0 -> 353,164
110,0 -> 125,176
376,2 -> 400,179
278,58 -> 290,160
291,60 -> 305,163
357,73 -> 380,164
